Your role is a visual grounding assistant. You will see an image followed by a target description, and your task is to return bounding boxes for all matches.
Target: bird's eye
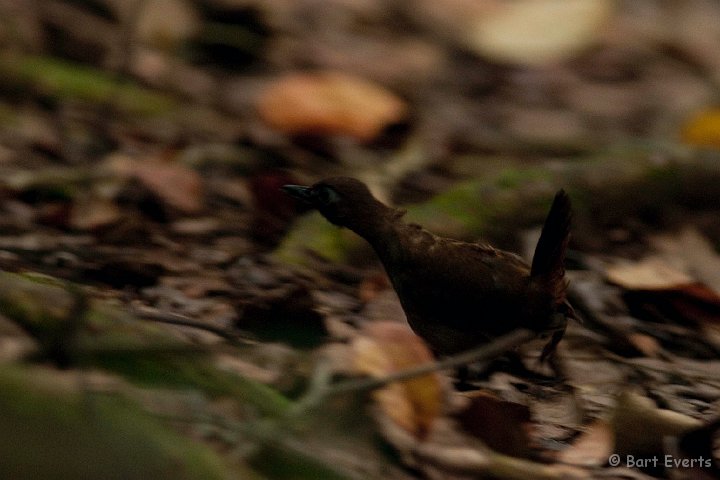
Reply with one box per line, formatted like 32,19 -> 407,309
313,186 -> 340,205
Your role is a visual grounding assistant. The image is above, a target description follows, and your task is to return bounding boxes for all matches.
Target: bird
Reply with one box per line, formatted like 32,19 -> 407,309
281,177 -> 575,364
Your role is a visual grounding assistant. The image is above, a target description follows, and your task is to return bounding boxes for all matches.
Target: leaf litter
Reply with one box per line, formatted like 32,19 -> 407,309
1,1 -> 720,479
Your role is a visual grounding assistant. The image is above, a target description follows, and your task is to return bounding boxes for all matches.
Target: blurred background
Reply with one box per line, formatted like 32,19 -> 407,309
1,0 -> 720,251
0,1 -> 719,479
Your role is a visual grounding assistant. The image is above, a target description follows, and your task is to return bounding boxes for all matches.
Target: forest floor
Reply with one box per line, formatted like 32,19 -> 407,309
0,1 -> 719,479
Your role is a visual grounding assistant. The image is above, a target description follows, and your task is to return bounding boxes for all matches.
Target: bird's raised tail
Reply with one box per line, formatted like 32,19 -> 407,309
531,189 -> 572,303
531,189 -> 574,364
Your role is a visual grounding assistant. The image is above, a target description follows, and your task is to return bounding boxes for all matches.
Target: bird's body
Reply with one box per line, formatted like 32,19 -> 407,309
282,177 -> 573,359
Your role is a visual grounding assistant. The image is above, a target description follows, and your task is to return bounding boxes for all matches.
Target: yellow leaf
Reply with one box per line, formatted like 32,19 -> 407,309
681,108 -> 720,148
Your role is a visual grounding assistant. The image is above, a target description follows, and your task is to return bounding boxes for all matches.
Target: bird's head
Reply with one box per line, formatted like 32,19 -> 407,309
281,177 -> 392,233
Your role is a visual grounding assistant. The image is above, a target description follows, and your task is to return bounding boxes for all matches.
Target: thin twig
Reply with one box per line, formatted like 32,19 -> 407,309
288,360 -> 334,416
131,305 -> 255,345
327,329 -> 535,396
75,344 -> 210,358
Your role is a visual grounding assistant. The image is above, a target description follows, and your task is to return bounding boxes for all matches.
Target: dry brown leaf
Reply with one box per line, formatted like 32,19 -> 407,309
611,391 -> 702,458
109,153 -> 204,214
627,333 -> 663,358
557,419 -> 613,467
352,321 -> 441,439
651,227 -> 720,294
358,272 -> 391,303
257,71 -> 407,142
414,439 -> 588,480
607,257 -> 720,328
667,283 -> 720,326
135,0 -> 200,50
456,391 -> 533,458
70,194 -> 122,231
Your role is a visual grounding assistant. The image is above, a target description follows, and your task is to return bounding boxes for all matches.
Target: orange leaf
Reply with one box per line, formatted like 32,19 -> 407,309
257,72 -> 407,142
358,272 -> 391,303
352,322 -> 441,439
627,333 -> 662,358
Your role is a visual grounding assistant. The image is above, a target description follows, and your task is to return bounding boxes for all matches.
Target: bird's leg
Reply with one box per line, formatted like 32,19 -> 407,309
454,364 -> 473,391
501,350 -> 559,384
454,362 -> 498,391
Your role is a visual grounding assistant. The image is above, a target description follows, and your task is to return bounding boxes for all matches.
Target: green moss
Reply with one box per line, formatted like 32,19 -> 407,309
251,444 -> 352,480
0,271 -> 76,335
494,166 -> 551,190
1,55 -> 176,115
405,180 -> 488,237
80,305 -> 293,416
0,102 -> 18,126
0,366 -> 231,480
272,212 -> 355,265
645,163 -> 683,196
405,167 -> 553,239
94,355 -> 292,417
0,272 -> 292,416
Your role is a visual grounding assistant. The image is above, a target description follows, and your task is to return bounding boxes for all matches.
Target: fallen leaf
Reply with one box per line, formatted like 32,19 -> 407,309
606,258 -> 693,290
108,152 -> 204,214
466,0 -> 615,65
70,194 -> 122,231
558,419 -> 613,467
358,272 -> 391,303
135,0 -> 200,50
627,333 -> 663,358
651,227 -> 720,294
171,217 -> 221,236
611,391 -> 702,459
681,108 -> 720,148
352,321 -> 441,439
607,256 -> 720,331
665,283 -> 720,325
413,437 -> 588,479
257,71 -> 407,142
456,391 -> 533,458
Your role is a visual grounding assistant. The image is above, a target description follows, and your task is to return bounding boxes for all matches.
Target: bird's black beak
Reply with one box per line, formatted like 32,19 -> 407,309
281,184 -> 313,203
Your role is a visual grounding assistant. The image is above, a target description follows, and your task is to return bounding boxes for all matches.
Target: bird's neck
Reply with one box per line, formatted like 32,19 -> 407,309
349,207 -> 407,265
347,202 -> 405,253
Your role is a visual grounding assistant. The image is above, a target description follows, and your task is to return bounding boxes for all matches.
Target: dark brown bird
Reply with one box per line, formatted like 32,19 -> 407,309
282,177 -> 574,362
